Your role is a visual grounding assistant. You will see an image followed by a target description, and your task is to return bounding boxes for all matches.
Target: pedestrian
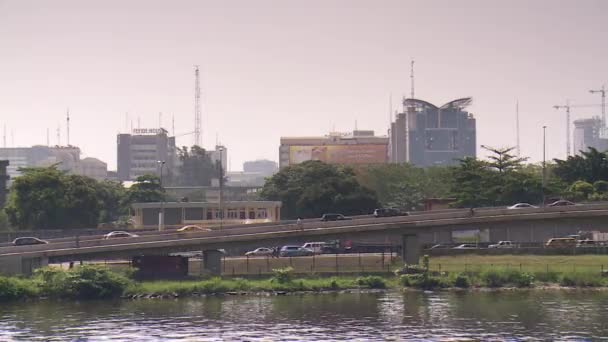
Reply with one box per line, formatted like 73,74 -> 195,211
469,207 -> 475,217
297,217 -> 303,231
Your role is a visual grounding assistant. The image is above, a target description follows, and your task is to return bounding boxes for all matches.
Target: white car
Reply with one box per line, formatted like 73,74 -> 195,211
489,241 -> 515,248
245,247 -> 274,256
507,203 -> 539,209
103,231 -> 139,240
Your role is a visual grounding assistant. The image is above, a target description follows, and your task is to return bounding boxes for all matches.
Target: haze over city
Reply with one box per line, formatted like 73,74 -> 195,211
1,0 -> 607,170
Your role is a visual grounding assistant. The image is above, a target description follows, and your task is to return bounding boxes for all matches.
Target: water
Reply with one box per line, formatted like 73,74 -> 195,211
1,290 -> 607,341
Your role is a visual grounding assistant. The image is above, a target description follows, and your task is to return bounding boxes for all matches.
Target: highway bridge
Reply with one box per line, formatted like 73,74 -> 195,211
1,204 -> 608,276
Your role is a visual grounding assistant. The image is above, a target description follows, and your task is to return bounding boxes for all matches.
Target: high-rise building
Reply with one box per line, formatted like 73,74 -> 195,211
389,98 -> 476,166
0,160 -> 8,208
117,128 -> 177,181
0,145 -> 81,180
279,130 -> 389,168
573,117 -> 608,155
243,159 -> 278,176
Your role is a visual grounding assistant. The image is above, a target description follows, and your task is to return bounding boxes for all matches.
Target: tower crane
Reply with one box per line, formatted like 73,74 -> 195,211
553,102 -> 602,157
589,85 -> 606,129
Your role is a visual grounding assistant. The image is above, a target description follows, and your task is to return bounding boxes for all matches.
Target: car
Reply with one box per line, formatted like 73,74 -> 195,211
507,203 -> 539,209
245,247 -> 274,256
302,242 -> 326,254
373,208 -> 408,217
320,213 -> 351,222
177,225 -> 211,232
545,237 -> 576,248
548,200 -> 576,207
279,245 -> 314,257
103,231 -> 139,240
428,244 -> 450,249
577,239 -> 596,247
12,237 -> 49,246
453,244 -> 478,249
488,241 -> 515,248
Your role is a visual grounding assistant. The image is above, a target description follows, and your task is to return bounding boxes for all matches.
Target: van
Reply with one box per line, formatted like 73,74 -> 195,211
320,213 -> 350,221
545,237 -> 576,248
302,242 -> 326,254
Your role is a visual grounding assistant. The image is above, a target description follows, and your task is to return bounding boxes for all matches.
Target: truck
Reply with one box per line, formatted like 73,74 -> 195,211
488,241 -> 515,248
578,231 -> 608,245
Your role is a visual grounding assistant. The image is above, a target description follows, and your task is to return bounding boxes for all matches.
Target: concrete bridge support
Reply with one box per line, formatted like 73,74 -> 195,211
402,234 -> 420,265
203,250 -> 223,276
0,255 -> 48,276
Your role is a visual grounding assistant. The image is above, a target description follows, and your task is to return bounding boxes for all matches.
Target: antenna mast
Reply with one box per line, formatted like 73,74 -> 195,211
410,59 -> 415,99
66,108 -> 70,146
46,128 -> 50,146
553,100 -> 572,157
194,65 -> 202,147
56,125 -> 61,146
172,114 -> 175,136
3,125 -> 6,148
516,100 -> 520,156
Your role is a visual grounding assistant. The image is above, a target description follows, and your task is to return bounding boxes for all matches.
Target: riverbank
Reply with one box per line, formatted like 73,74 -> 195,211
1,265 -> 608,302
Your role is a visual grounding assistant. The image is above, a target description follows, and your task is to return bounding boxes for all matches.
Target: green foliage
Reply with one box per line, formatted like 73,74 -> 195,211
0,209 -> 11,231
355,164 -> 452,210
356,276 -> 386,289
34,265 -> 132,299
0,276 -> 38,301
174,146 -> 217,186
554,147 -> 608,184
593,180 -> 608,193
260,161 -> 379,219
450,147 -> 543,208
559,273 -> 604,287
480,270 -> 534,288
399,274 -> 448,289
568,180 -> 594,200
123,174 -> 165,205
451,273 -> 471,288
533,271 -> 560,283
271,267 -> 294,284
5,167 -> 119,229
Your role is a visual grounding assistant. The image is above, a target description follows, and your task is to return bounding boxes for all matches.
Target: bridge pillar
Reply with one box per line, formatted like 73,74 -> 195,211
21,256 -> 48,276
203,250 -> 223,276
402,234 -> 420,265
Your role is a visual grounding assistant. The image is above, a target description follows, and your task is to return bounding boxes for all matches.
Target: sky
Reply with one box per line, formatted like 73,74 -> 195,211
1,0 -> 607,171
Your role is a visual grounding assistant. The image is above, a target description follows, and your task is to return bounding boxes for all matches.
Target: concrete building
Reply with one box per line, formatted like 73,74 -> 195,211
243,159 -> 278,176
573,117 -> 608,155
207,145 -> 228,174
279,130 -> 388,168
0,160 -> 8,208
117,128 -> 177,181
389,98 -> 476,167
74,157 -> 108,180
0,145 -> 82,181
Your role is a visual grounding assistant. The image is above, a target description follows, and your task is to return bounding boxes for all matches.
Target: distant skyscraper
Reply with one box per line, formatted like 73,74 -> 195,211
0,160 -> 8,208
573,117 -> 608,155
243,159 -> 278,177
117,128 -> 176,181
389,98 -> 476,166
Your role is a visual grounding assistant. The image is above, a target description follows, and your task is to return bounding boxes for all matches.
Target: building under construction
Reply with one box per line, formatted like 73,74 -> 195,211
573,117 -> 608,155
389,98 -> 476,166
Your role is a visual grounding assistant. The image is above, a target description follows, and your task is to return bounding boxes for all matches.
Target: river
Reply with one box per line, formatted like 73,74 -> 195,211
1,290 -> 607,341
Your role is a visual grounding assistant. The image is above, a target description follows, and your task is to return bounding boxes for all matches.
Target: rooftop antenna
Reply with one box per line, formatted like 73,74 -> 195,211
130,120 -> 133,133
589,85 -> 606,128
11,130 -> 14,147
46,128 -> 50,146
137,116 -> 141,129
215,132 -> 219,147
172,114 -> 175,136
554,100 -> 572,157
66,108 -> 70,146
158,112 -> 162,129
410,59 -> 415,99
3,124 -> 6,148
125,112 -> 129,133
56,124 -> 61,146
194,65 -> 202,147
516,100 -> 520,156
355,119 -> 358,131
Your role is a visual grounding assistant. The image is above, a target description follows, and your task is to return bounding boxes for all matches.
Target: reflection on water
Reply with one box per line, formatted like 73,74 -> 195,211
1,290 -> 607,341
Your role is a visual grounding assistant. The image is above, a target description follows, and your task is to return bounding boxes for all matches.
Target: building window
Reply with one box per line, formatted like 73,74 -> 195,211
240,209 -> 246,219
227,209 -> 238,219
256,208 -> 267,219
249,210 -> 255,219
206,210 -> 213,220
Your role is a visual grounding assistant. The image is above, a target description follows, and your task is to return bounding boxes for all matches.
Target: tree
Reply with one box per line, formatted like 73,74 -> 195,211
553,147 -> 608,184
259,161 -> 379,219
174,146 -> 216,186
5,167 -> 104,229
123,174 -> 165,205
482,146 -> 527,173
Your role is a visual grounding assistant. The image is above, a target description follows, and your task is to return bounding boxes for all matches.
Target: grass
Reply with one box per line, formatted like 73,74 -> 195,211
429,254 -> 608,274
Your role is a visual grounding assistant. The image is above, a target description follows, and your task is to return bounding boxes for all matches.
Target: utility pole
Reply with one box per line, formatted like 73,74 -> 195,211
553,101 -> 571,157
516,100 -> 520,156
66,108 -> 70,146
410,59 -> 415,99
542,126 -> 547,207
217,146 -> 225,230
590,85 -> 606,130
194,65 -> 202,147
157,160 -> 166,231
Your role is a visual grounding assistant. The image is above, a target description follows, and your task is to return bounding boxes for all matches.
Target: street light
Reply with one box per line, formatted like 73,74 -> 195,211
541,126 -> 547,207
157,160 -> 166,231
217,147 -> 225,230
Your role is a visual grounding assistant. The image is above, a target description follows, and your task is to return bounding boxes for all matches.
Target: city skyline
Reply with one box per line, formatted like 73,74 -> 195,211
1,0 -> 608,170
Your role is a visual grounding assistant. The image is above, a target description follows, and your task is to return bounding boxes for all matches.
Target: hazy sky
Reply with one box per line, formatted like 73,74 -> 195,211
1,0 -> 607,170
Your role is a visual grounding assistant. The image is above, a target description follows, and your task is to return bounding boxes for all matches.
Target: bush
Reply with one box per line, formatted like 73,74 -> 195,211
399,274 -> 448,290
533,271 -> 560,283
480,270 -> 534,288
511,272 -> 534,288
452,273 -> 471,288
481,270 -> 505,288
394,264 -> 426,275
356,276 -> 386,289
560,273 -> 604,287
0,276 -> 37,301
33,266 -> 132,299
271,267 -> 294,284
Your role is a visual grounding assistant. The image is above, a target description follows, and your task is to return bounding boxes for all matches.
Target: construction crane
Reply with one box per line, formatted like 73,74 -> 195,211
589,85 -> 606,128
553,102 -> 603,157
194,65 -> 202,147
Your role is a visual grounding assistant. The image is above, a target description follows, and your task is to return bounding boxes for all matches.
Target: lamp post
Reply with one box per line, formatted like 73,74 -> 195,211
217,147 -> 225,230
541,126 -> 547,207
158,160 -> 166,231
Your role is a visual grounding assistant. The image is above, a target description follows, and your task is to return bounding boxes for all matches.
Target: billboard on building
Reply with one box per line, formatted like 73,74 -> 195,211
288,145 -> 387,165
